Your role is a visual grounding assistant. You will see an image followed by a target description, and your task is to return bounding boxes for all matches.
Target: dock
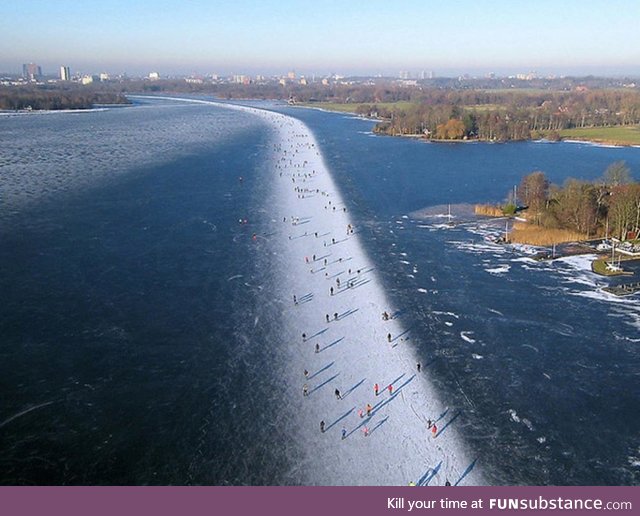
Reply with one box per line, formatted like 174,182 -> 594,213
602,282 -> 640,297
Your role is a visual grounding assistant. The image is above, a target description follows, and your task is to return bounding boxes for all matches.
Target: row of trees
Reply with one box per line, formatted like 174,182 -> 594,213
365,89 -> 640,140
0,87 -> 130,110
516,162 -> 640,240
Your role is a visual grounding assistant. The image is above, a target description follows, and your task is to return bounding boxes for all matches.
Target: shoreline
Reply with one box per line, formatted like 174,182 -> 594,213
296,105 -> 640,147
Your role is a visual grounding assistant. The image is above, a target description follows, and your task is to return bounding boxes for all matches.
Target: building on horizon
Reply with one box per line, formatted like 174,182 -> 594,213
23,63 -> 42,81
148,72 -> 160,80
60,66 -> 71,81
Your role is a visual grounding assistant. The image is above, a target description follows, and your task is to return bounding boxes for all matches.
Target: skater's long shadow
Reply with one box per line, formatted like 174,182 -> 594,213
330,256 -> 353,265
308,361 -> 335,380
350,278 -> 371,290
307,327 -> 328,341
290,233 -> 310,240
341,378 -> 366,399
454,458 -> 477,486
390,309 -> 406,319
325,407 -> 355,432
345,414 -> 372,438
372,375 -> 415,415
298,293 -> 314,305
335,278 -> 371,294
320,337 -> 345,352
423,357 -> 438,368
337,308 -> 359,321
368,416 -> 389,436
310,267 -> 326,274
435,410 -> 461,438
417,460 -> 442,486
309,373 -> 340,396
326,270 -> 345,279
435,407 -> 449,423
383,373 -> 406,393
315,254 -> 331,262
391,327 -> 412,343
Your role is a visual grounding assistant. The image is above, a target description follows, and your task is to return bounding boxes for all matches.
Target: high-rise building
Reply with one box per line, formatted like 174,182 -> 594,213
60,66 -> 71,81
22,63 -> 42,80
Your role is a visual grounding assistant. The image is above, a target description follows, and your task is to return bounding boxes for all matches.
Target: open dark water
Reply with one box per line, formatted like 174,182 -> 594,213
1,97 -> 639,484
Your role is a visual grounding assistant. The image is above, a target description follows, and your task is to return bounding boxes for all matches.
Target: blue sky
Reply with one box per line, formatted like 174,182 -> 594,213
3,0 -> 639,76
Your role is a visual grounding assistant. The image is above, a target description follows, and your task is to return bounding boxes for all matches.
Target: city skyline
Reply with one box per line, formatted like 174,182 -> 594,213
2,0 -> 639,77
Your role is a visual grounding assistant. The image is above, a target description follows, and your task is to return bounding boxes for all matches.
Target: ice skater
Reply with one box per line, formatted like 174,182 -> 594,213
374,383 -> 379,396
320,420 -> 325,433
302,333 -> 307,342
326,314 -> 330,323
293,295 -> 297,305
334,388 -> 341,400
315,343 -> 320,353
417,362 -> 421,373
330,287 -> 334,296
303,384 -> 309,397
388,384 -> 393,395
431,424 -> 438,438
427,419 -> 433,429
366,403 -> 372,417
341,427 -> 347,440
304,369 -> 309,378
387,333 -> 392,343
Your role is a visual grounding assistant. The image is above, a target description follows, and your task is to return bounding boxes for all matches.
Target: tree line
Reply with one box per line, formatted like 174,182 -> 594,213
516,162 -> 640,240
369,89 -> 640,140
0,86 -> 130,110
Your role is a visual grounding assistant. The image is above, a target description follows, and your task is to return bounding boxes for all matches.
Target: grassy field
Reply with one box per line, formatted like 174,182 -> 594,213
298,101 -> 416,114
592,257 -> 637,276
559,125 -> 640,146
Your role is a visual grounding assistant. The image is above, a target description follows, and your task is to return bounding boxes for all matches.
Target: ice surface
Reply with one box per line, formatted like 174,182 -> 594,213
223,102 -> 486,485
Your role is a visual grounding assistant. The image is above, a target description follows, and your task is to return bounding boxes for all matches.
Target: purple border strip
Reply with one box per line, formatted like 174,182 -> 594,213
1,486 -> 638,516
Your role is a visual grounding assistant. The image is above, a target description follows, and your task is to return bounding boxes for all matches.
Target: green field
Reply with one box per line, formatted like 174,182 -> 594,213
559,125 -> 640,146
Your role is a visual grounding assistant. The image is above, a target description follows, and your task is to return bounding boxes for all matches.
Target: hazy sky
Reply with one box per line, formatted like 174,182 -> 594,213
3,0 -> 639,76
